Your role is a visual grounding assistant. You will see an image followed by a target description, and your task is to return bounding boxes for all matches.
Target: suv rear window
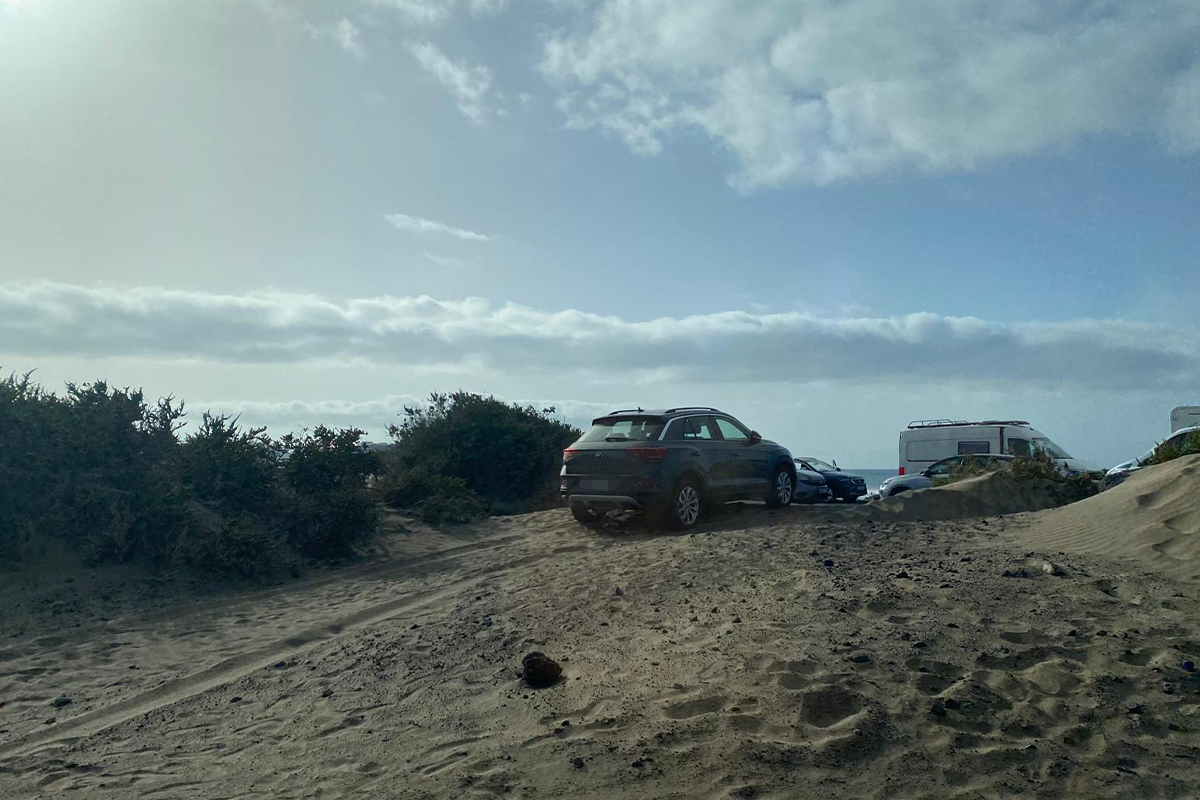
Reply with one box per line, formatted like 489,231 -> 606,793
579,416 -> 666,443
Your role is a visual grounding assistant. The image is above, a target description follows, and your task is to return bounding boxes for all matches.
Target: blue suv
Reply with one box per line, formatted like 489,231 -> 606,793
560,407 -> 797,529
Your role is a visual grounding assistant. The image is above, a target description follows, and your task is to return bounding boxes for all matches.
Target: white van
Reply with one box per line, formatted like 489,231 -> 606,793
897,420 -> 1091,476
1171,406 -> 1200,434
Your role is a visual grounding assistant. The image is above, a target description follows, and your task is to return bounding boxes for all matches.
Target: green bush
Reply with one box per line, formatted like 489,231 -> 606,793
278,426 -> 379,557
382,391 -> 579,517
946,455 -> 1008,483
1010,449 -> 1099,504
0,372 -> 379,573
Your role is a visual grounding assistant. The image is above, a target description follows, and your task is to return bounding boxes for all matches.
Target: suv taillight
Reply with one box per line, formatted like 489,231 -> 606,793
562,448 -> 579,462
628,447 -> 668,461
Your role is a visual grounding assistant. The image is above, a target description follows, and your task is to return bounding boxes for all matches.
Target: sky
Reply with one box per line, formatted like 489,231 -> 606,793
2,0 -> 1199,468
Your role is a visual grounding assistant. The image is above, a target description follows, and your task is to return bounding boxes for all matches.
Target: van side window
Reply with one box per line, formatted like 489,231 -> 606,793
1007,438 -> 1034,457
905,440 -> 943,462
958,440 -> 990,455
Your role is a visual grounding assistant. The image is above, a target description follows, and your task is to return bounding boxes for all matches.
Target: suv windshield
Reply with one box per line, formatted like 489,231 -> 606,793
579,416 -> 665,443
804,458 -> 837,472
1033,438 -> 1071,459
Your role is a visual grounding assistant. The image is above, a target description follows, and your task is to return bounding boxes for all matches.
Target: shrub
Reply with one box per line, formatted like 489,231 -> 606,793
1010,449 -> 1099,504
278,426 -> 379,557
384,391 -> 580,516
0,372 -> 380,573
946,455 -> 1008,483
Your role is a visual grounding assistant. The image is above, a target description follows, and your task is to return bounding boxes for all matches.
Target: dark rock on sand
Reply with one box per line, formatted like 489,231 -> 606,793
522,652 -> 563,687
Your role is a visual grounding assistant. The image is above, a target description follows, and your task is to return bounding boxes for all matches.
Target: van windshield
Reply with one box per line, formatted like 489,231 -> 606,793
1033,438 -> 1071,459
580,416 -> 665,442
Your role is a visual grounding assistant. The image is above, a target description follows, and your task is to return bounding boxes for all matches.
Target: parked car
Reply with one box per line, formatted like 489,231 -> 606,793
794,457 -> 866,502
877,454 -> 1015,497
793,461 -> 833,503
560,407 -> 797,529
1105,425 -> 1200,488
898,419 -> 1091,476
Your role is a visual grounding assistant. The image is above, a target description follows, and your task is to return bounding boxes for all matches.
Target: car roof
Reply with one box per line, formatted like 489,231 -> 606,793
600,407 -> 726,419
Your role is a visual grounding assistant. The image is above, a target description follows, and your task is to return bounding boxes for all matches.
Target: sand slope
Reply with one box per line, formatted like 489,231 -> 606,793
1014,454 -> 1200,582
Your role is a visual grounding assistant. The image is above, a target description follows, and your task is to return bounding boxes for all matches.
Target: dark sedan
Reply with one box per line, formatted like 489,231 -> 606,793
794,457 -> 867,502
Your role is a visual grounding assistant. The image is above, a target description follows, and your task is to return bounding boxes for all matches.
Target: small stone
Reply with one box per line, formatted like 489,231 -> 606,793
521,652 -> 563,688
1183,661 -> 1196,673
1042,561 -> 1067,577
321,689 -> 333,698
50,696 -> 72,709
561,720 -> 571,727
571,757 -> 585,769
1126,704 -> 1147,715
850,653 -> 871,664
930,701 -> 946,718
1162,682 -> 1175,695
895,571 -> 911,579
823,559 -> 834,567
272,660 -> 287,669
732,617 -> 742,624
613,587 -> 624,596
230,696 -> 242,703
1067,629 -> 1077,637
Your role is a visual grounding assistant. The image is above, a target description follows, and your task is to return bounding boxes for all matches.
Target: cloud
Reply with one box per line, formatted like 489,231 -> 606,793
423,252 -> 478,268
539,0 -> 1200,189
3,283 -> 1198,393
407,40 -> 494,125
365,0 -> 452,25
193,393 -> 613,435
384,212 -> 489,241
305,17 -> 365,58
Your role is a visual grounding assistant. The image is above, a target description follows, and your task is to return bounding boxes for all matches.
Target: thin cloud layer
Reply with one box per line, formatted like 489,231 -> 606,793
3,283 -> 1197,391
384,212 -> 490,241
407,40 -> 494,125
540,0 -> 1200,189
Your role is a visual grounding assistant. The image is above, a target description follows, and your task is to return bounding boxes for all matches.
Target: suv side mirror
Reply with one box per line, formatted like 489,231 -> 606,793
748,431 -> 762,444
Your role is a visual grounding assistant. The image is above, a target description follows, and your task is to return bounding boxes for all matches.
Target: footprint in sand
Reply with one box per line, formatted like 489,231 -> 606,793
798,684 -> 862,728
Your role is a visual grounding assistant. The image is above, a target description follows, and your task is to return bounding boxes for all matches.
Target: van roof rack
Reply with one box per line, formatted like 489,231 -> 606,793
908,419 -> 1030,429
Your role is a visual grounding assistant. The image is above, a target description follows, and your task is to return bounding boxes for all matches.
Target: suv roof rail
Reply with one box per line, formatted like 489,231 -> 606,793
664,406 -> 720,414
606,407 -> 646,415
907,418 -> 1030,429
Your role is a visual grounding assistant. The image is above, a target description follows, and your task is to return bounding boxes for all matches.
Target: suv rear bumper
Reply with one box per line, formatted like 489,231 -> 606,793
565,494 -> 644,510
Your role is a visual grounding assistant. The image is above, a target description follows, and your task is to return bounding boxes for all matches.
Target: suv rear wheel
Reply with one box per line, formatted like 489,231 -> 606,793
665,478 -> 702,530
571,507 -> 603,526
766,466 -> 794,508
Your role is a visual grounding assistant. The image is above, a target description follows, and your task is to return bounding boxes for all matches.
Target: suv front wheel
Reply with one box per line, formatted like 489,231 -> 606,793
766,466 -> 794,508
665,478 -> 703,530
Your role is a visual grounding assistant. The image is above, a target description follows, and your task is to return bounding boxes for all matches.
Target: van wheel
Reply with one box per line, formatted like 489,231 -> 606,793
766,466 -> 794,508
665,478 -> 702,530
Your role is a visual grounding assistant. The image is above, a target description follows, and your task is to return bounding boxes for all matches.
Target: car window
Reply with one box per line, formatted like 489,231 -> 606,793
714,417 -> 749,442
958,440 -> 990,455
681,416 -> 719,440
1007,438 -> 1034,457
926,457 -> 958,476
579,416 -> 665,442
806,458 -> 836,472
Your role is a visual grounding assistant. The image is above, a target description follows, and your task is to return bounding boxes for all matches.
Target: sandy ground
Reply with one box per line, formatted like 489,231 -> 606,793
2,461 -> 1199,799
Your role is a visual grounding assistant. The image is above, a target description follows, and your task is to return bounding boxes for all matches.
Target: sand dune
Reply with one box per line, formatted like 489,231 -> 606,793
1013,454 -> 1200,582
1,486 -> 1199,799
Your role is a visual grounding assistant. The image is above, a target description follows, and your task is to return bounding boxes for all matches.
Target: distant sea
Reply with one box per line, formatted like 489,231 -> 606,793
844,468 -> 899,494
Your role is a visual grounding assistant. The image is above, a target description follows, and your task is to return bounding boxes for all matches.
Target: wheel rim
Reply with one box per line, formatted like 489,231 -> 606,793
677,485 -> 700,525
775,472 -> 793,503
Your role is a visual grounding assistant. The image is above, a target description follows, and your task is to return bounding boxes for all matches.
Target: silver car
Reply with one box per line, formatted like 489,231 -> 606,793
1105,425 -> 1200,488
877,454 -> 1014,497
